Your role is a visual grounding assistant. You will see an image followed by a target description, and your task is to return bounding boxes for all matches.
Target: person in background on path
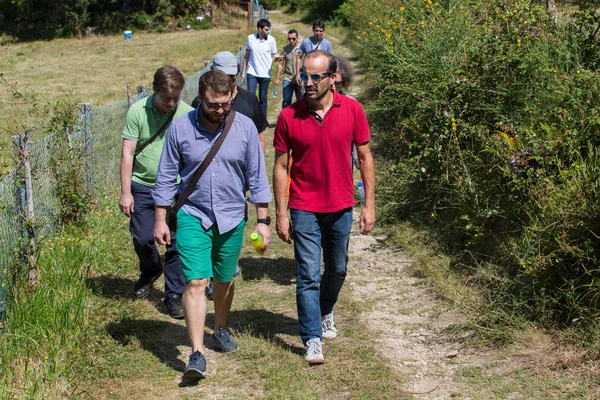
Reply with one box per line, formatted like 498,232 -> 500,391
274,29 -> 302,109
192,50 -> 269,299
242,18 -> 278,117
333,55 -> 360,170
295,20 -> 333,86
119,65 -> 194,320
153,69 -> 272,379
273,50 -> 376,365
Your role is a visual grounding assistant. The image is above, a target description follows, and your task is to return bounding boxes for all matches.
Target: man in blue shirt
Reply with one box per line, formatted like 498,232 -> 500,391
152,69 -> 272,379
295,20 -> 333,86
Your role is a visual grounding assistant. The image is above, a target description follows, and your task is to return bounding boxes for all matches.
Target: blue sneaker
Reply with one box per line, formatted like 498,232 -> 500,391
213,328 -> 238,352
184,351 -> 207,379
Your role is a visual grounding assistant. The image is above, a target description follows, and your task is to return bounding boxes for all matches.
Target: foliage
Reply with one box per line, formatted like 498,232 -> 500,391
47,102 -> 94,226
0,0 -> 211,39
347,0 -> 600,335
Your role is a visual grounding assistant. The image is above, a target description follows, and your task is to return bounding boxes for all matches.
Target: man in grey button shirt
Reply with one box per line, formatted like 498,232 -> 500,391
153,69 -> 272,379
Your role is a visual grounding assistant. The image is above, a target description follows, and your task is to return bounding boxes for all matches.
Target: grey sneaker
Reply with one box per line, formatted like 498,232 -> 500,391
213,328 -> 238,352
184,351 -> 207,379
305,338 -> 324,365
321,312 -> 338,340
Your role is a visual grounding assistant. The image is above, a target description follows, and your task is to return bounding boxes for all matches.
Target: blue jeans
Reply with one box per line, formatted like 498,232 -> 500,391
290,207 -> 352,344
246,74 -> 270,117
282,80 -> 302,108
130,181 -> 186,299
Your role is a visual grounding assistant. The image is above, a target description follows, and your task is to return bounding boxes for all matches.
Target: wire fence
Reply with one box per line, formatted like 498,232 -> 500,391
0,46 -> 250,317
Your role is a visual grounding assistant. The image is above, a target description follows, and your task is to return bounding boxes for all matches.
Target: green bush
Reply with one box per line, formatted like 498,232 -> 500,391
347,0 -> 600,334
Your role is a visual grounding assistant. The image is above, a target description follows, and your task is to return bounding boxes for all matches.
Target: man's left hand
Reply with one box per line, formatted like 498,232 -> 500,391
359,207 -> 375,234
255,223 -> 271,253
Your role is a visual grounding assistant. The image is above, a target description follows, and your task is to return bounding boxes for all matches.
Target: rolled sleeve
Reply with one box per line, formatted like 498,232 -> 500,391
152,125 -> 180,206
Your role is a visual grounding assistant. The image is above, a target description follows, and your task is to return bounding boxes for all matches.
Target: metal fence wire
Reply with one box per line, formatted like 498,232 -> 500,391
0,47 -> 250,316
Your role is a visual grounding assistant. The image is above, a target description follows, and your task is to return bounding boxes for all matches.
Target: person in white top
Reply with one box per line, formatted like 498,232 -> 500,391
242,18 -> 278,117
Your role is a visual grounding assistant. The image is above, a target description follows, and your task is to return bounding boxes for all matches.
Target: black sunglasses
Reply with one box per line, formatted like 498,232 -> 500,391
288,37 -> 297,41
299,71 -> 332,83
205,100 -> 233,111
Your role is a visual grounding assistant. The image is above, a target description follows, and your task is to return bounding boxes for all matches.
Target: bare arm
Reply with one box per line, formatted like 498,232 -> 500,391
295,52 -> 303,85
119,139 -> 137,217
254,203 -> 271,252
154,206 -> 170,245
241,49 -> 250,83
274,58 -> 283,86
356,142 -> 376,233
273,149 -> 292,243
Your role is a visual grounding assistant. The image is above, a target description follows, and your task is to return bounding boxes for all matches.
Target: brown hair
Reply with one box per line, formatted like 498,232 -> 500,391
198,69 -> 235,99
152,65 -> 186,94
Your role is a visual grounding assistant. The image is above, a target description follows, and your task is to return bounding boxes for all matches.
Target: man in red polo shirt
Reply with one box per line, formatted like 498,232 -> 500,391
273,50 -> 376,365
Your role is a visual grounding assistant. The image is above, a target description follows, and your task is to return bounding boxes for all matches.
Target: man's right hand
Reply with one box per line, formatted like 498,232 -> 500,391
295,74 -> 302,86
154,220 -> 171,246
119,193 -> 134,217
276,215 -> 293,244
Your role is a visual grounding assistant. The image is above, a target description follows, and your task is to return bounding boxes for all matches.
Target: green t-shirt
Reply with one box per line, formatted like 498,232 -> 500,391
122,95 -> 194,187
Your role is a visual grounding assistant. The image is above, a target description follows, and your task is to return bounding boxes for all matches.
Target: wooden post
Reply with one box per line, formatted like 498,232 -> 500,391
14,132 -> 38,287
210,1 -> 215,26
127,83 -> 132,106
136,84 -> 146,94
248,1 -> 252,29
78,103 -> 93,188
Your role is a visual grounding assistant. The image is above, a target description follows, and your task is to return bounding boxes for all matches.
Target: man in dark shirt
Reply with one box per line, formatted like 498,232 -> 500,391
192,51 -> 268,155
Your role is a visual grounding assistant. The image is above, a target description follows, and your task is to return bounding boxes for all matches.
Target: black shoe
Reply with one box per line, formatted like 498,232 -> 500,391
133,272 -> 162,299
164,295 -> 184,320
213,328 -> 238,352
184,351 -> 207,379
205,278 -> 215,301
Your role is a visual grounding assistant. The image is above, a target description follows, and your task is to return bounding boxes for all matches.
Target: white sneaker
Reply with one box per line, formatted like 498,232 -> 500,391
321,312 -> 338,340
305,338 -> 325,365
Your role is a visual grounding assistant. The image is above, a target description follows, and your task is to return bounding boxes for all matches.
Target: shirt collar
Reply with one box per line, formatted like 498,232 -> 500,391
193,108 -> 228,138
144,94 -> 155,109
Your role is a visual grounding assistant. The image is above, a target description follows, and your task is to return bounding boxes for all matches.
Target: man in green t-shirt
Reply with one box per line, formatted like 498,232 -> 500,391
120,65 -> 194,319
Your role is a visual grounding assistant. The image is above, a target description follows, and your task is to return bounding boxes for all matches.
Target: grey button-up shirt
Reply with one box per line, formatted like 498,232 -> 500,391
152,110 -> 272,234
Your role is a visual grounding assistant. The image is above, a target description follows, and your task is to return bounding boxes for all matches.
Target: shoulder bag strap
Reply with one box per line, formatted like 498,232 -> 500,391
134,102 -> 179,158
172,110 -> 236,212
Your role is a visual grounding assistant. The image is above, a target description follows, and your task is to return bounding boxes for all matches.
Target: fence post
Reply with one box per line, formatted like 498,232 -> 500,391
78,103 -> 93,188
14,132 -> 38,287
248,2 -> 252,29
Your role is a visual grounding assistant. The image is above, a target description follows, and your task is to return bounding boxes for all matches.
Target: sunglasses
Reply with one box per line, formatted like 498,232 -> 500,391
288,37 -> 297,41
299,71 -> 332,83
205,100 -> 233,111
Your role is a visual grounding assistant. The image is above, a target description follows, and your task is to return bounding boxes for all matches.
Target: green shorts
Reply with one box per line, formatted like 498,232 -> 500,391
176,210 -> 246,283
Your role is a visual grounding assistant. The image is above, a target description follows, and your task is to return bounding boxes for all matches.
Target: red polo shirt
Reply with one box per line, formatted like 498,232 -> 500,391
274,91 -> 370,213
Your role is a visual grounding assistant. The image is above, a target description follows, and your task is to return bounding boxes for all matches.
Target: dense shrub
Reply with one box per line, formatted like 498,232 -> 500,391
346,0 -> 600,332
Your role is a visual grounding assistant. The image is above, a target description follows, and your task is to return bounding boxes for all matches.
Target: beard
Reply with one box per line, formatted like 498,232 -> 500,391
304,83 -> 330,101
201,106 -> 228,124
